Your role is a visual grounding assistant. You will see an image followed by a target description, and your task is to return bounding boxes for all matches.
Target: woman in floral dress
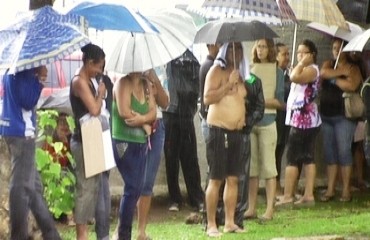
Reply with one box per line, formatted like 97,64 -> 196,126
275,39 -> 321,207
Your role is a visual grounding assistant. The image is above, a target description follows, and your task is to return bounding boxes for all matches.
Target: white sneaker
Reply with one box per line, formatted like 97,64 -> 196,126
169,203 -> 179,212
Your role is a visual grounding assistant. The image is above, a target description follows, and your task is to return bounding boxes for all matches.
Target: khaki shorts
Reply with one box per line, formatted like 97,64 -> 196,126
70,139 -> 101,224
250,122 -> 278,179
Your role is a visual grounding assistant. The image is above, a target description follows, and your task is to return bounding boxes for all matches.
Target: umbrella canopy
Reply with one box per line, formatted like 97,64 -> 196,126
37,87 -> 73,116
66,1 -> 158,33
342,29 -> 370,52
194,19 -> 279,44
286,0 -> 348,30
306,21 -> 363,42
188,0 -> 296,25
105,8 -> 197,74
0,6 -> 90,74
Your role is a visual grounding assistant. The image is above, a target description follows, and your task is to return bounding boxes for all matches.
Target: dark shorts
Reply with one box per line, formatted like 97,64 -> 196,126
206,125 -> 244,180
286,126 -> 320,166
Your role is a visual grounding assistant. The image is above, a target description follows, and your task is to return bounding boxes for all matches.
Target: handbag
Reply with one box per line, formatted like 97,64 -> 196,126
343,91 -> 365,119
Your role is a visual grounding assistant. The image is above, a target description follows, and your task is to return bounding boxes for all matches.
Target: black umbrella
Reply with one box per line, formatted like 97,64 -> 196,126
194,19 -> 279,44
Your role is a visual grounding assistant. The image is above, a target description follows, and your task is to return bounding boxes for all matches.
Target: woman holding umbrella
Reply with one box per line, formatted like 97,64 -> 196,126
319,38 -> 364,203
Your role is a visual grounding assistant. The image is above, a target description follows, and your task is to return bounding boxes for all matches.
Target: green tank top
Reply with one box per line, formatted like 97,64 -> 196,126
112,94 -> 149,143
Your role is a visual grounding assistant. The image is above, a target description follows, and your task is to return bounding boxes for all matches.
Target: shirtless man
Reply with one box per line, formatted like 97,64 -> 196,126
204,42 -> 247,237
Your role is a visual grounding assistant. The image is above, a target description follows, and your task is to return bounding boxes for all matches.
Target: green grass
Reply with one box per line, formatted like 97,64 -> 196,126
59,191 -> 370,239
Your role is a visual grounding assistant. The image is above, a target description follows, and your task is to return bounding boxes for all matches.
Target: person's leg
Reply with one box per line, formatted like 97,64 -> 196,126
116,142 -> 147,240
244,177 -> 258,218
179,117 -> 204,209
335,117 -> 356,200
259,123 -> 278,219
6,137 -> 61,240
137,119 -> 165,239
263,177 -> 276,219
223,176 -> 244,232
71,139 -> 100,240
95,172 -> 111,240
244,129 -> 259,218
235,134 -> 250,228
206,179 -> 222,236
276,166 -> 298,204
163,113 -> 182,207
296,163 -> 316,203
354,141 -> 366,188
321,117 -> 338,200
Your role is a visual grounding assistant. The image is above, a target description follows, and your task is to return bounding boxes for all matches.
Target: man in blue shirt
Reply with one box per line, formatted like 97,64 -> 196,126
0,66 -> 61,240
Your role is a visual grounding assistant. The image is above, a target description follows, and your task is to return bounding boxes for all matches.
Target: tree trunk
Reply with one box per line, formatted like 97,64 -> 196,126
0,139 -> 11,239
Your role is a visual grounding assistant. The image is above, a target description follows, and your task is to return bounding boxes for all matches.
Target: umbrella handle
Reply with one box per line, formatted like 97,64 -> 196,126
233,42 -> 236,70
291,23 -> 298,66
333,41 -> 344,70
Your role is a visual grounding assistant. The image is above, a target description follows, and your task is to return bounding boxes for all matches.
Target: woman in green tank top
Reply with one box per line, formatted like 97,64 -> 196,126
111,72 -> 156,240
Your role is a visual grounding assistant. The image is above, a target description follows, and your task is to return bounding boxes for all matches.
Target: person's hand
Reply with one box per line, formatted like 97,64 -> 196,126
226,70 -> 240,95
97,81 -> 106,99
125,110 -> 145,126
142,124 -> 152,136
298,53 -> 313,67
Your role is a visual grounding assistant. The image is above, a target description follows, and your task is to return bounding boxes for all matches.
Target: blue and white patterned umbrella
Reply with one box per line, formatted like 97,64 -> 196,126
0,6 -> 90,74
66,1 -> 158,33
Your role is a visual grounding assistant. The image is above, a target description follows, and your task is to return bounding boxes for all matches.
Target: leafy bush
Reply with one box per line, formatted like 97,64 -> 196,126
36,110 -> 76,218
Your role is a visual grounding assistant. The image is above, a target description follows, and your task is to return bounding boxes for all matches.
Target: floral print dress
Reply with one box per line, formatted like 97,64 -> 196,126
285,64 -> 322,129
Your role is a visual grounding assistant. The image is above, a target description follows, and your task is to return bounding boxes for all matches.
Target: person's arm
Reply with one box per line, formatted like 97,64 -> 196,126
320,60 -> 349,79
265,68 -> 284,110
73,76 -> 105,116
247,78 -> 265,129
290,54 -> 317,84
16,74 -> 43,110
334,64 -> 363,92
203,66 -> 235,105
145,69 -> 169,109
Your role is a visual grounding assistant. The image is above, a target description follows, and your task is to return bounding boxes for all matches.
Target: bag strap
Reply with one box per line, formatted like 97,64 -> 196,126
361,76 -> 370,98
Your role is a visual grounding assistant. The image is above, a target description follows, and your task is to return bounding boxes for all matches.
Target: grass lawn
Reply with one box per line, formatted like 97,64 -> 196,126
58,189 -> 370,239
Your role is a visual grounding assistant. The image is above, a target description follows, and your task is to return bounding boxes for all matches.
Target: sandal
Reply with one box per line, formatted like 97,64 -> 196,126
206,229 -> 222,238
319,194 -> 335,202
339,196 -> 352,202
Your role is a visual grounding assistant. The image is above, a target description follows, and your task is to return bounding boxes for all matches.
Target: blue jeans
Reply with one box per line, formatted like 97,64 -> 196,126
5,137 -> 61,240
95,171 -> 111,240
141,119 -> 165,195
321,115 -> 356,166
113,139 -> 147,240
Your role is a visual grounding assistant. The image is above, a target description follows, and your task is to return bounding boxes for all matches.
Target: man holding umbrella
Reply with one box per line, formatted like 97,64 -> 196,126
203,42 -> 247,237
0,66 -> 62,240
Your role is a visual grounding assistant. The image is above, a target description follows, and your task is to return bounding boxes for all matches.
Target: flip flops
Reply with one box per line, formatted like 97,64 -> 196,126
223,226 -> 246,233
206,229 -> 222,238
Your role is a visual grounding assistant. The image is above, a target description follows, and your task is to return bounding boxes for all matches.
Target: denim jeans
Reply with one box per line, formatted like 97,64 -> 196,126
5,137 -> 61,240
95,171 -> 111,240
141,119 -> 165,195
321,115 -> 356,166
113,139 -> 147,240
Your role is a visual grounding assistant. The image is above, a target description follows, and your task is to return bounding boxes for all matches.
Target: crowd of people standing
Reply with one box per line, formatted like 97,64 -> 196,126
1,32 -> 369,240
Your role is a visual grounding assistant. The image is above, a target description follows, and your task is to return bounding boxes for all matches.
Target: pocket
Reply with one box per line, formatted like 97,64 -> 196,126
115,142 -> 128,160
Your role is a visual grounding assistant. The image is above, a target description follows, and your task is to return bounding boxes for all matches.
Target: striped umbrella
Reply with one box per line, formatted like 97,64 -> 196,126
285,0 -> 349,64
0,6 -> 90,74
188,0 -> 296,25
286,0 -> 348,30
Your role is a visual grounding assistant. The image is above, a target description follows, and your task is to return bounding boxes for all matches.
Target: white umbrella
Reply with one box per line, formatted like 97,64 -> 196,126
306,21 -> 363,42
105,8 -> 197,74
342,29 -> 370,52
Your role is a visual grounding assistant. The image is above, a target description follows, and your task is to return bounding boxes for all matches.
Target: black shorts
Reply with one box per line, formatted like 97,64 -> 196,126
206,126 -> 244,180
286,126 -> 320,166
